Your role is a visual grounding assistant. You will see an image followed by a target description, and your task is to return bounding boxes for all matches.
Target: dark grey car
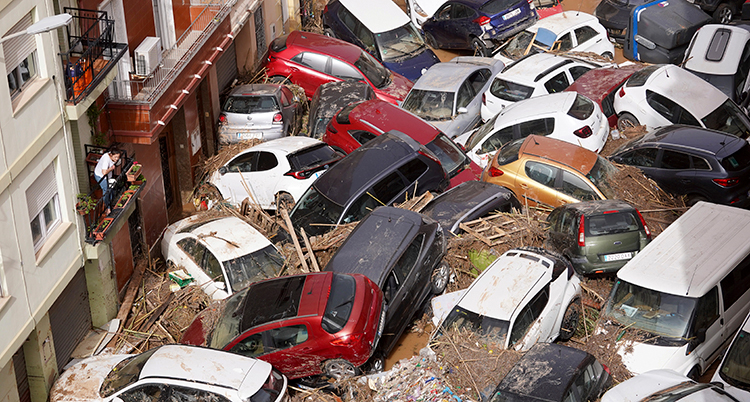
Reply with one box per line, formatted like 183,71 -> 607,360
218,84 -> 302,145
324,206 -> 448,365
609,125 -> 750,207
307,81 -> 375,139
289,130 -> 449,236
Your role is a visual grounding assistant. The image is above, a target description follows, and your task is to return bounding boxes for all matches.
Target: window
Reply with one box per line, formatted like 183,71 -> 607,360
330,58 -> 363,80
435,4 -> 452,20
509,285 -> 550,346
394,234 -> 424,282
27,164 -> 61,252
256,152 -> 278,171
343,171 -> 406,223
569,66 -> 591,81
646,90 -> 699,125
574,26 -> 599,45
4,13 -> 38,98
525,161 -> 558,187
280,87 -> 293,106
468,69 -> 491,94
119,384 -> 166,402
398,158 -> 428,184
481,126 -> 514,154
452,3 -> 474,18
202,249 -> 223,283
519,118 -> 555,136
720,253 -> 750,310
456,80 -> 474,110
269,325 -> 309,351
291,52 -> 328,73
349,129 -> 377,145
544,72 -> 570,94
692,156 -> 710,170
660,150 -> 691,170
557,33 -> 573,51
226,152 -> 258,172
560,171 -> 599,201
171,386 -> 230,402
692,286 -> 719,334
618,148 -> 658,167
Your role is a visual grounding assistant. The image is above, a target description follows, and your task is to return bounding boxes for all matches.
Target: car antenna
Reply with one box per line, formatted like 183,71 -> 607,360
533,136 -> 540,145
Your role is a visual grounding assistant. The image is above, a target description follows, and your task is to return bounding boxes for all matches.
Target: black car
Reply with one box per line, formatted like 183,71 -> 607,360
593,0 -> 651,44
420,181 -> 521,236
324,206 -> 449,366
609,125 -> 750,207
307,81 -> 375,139
486,343 -> 612,402
289,130 -> 449,236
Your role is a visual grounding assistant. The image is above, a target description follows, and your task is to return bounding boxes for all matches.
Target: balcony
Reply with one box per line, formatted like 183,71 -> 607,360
78,146 -> 144,244
60,8 -> 128,120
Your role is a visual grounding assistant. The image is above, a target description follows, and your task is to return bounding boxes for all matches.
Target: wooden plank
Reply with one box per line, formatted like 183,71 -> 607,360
106,260 -> 147,348
280,208 -> 309,273
300,228 -> 319,272
459,222 -> 492,246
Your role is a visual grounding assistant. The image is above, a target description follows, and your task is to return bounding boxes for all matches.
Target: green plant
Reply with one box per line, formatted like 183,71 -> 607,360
467,249 -> 498,276
86,103 -> 107,146
76,193 -> 97,215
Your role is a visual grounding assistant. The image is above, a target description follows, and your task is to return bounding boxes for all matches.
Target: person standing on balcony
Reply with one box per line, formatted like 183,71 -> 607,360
94,146 -> 122,214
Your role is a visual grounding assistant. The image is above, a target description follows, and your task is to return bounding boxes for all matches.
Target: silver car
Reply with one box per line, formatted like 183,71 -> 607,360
218,84 -> 302,145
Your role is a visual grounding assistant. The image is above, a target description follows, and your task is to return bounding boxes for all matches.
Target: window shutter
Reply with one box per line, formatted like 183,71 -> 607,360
26,164 -> 57,219
3,13 -> 35,75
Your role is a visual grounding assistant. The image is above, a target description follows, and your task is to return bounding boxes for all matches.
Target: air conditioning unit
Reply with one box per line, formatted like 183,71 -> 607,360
134,37 -> 162,76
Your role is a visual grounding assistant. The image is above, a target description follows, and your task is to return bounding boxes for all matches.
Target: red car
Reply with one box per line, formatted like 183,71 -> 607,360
264,31 -> 413,105
533,0 -> 564,18
321,99 -> 483,188
181,272 -> 384,380
564,64 -> 642,128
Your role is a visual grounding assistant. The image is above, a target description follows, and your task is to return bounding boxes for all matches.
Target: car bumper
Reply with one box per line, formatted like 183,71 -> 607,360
218,126 -> 284,145
482,13 -> 539,46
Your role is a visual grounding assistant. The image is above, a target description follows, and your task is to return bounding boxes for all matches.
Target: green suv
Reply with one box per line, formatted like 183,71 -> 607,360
545,200 -> 651,275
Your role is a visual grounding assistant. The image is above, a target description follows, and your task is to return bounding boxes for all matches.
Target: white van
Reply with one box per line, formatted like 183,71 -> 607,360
599,202 -> 750,379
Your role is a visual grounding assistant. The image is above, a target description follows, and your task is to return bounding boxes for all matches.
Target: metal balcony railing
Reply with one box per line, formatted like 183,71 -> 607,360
108,0 -> 232,106
60,8 -> 128,104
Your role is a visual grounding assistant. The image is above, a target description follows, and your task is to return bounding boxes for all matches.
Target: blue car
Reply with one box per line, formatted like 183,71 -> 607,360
421,0 -> 538,56
322,0 -> 440,82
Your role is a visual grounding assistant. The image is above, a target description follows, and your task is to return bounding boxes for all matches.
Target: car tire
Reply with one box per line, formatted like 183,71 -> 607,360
323,359 -> 357,380
425,32 -> 439,49
602,51 -> 614,60
687,194 -> 708,206
714,3 -> 733,24
616,113 -> 640,131
471,37 -> 488,57
323,27 -> 336,38
268,75 -> 291,84
559,299 -> 581,341
367,355 -> 385,374
275,192 -> 295,211
431,261 -> 451,294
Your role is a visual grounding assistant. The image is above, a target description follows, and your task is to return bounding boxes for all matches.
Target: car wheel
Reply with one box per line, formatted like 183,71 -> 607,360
559,299 -> 581,341
602,51 -> 614,60
687,194 -> 708,206
714,3 -> 733,24
425,32 -> 438,49
323,359 -> 356,380
431,261 -> 451,294
268,75 -> 290,84
275,192 -> 295,211
323,27 -> 336,38
616,112 -> 640,131
471,37 -> 488,57
367,355 -> 385,373
687,365 -> 701,381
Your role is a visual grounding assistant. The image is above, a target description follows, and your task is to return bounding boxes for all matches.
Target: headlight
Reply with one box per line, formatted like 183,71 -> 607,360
413,1 -> 428,17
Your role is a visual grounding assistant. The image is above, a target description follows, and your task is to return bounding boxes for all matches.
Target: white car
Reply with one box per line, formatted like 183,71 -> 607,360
712,310 -> 750,401
481,53 -> 602,121
161,215 -> 284,300
602,369 -> 739,402
406,0 -> 448,28
493,11 -> 615,65
434,247 -> 581,351
209,136 -> 342,210
456,92 -> 608,168
613,64 -> 750,139
49,345 -> 288,402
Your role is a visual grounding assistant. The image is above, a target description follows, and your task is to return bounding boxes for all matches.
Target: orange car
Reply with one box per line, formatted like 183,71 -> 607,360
481,135 -> 618,209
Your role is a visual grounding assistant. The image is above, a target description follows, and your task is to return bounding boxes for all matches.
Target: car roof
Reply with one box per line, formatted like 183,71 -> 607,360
497,343 -> 592,400
140,345 -> 270,398
238,136 -> 323,154
495,92 -> 578,122
636,125 -> 746,158
228,84 -> 281,96
287,31 -> 363,63
638,64 -> 727,117
684,24 -> 750,75
338,0 -> 410,33
518,135 -> 599,175
186,217 -> 272,261
565,64 -> 641,103
324,207 -> 423,284
500,54 -> 593,85
313,130 -> 424,205
526,11 -> 597,34
421,181 -> 514,230
346,99 -> 442,144
458,249 -> 553,320
555,200 -> 637,215
412,62 -> 488,92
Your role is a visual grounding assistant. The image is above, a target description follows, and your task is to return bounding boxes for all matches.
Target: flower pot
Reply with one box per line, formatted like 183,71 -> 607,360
115,193 -> 132,208
93,217 -> 114,240
126,163 -> 142,182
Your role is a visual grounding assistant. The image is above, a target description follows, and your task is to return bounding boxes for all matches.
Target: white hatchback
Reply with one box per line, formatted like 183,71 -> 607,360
493,11 -> 614,65
433,247 -> 581,351
209,136 -> 343,210
456,92 -> 608,168
481,53 -> 604,121
613,64 -> 750,139
161,215 -> 285,299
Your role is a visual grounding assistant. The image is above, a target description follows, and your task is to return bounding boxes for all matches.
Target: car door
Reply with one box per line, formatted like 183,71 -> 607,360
557,170 -> 602,205
170,385 -> 232,402
217,151 -> 258,205
475,125 -> 515,167
510,284 -> 551,351
612,145 -> 659,179
253,151 -> 282,207
289,52 -> 335,96
573,25 -> 603,53
461,69 -> 491,129
520,160 -> 562,208
425,3 -> 456,46
543,70 -> 572,95
690,286 -> 725,374
229,323 -> 321,379
654,149 -> 695,196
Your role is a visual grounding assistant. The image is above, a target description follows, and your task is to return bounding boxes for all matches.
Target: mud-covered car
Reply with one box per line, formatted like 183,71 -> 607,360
307,81 -> 375,139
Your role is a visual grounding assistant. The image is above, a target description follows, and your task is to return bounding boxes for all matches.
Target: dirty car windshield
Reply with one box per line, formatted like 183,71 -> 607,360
490,78 -> 534,102
498,31 -> 537,59
376,23 -> 426,62
223,245 -> 284,292
587,156 -> 617,200
440,306 -> 510,346
354,52 -> 390,89
100,348 -> 159,397
402,89 -> 455,120
209,289 -> 246,349
289,187 -> 344,236
718,329 -> 750,390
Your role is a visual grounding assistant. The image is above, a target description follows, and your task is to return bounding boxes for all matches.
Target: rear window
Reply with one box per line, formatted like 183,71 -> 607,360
270,35 -> 288,53
567,94 -> 595,120
480,0 -> 524,14
586,211 -> 640,236
720,143 -> 750,172
426,133 -> 468,177
490,78 -> 534,102
335,102 -> 360,124
321,274 -> 356,334
701,100 -> 750,140
224,95 -> 278,113
288,144 -> 340,171
495,138 -> 525,165
626,65 -> 660,87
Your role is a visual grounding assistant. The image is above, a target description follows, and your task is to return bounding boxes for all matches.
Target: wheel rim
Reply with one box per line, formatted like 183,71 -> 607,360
720,8 -> 732,23
433,263 -> 450,292
326,361 -> 355,380
562,303 -> 580,336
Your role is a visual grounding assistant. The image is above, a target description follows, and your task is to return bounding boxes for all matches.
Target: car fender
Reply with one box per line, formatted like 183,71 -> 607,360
552,276 -> 582,334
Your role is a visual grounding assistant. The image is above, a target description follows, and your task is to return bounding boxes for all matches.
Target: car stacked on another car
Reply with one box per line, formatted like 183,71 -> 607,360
712,310 -> 750,400
564,64 -> 642,128
264,31 -> 413,104
181,272 -> 384,380
307,81 -> 375,139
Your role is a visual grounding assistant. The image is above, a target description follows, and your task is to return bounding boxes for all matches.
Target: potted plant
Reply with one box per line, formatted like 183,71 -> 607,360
126,162 -> 142,182
93,217 -> 114,240
76,193 -> 97,215
114,192 -> 132,209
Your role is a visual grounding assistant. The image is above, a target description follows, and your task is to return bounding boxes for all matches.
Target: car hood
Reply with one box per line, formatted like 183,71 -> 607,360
383,48 -> 440,83
377,72 -> 414,103
430,117 -> 472,139
617,340 -> 687,376
50,354 -> 130,402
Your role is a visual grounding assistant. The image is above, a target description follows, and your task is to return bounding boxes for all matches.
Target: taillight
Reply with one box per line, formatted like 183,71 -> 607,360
331,333 -> 364,347
602,363 -> 611,375
636,209 -> 651,240
418,150 -> 441,166
713,177 -> 740,187
473,15 -> 491,27
574,126 -> 592,138
618,86 -> 625,98
488,166 -> 504,177
285,170 -> 309,180
218,114 -> 227,124
577,215 -> 585,246
482,93 -> 486,105
272,113 -> 283,124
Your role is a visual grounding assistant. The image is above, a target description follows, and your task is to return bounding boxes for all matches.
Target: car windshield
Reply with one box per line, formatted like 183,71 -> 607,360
426,133 -> 468,176
440,305 -> 511,347
604,279 -> 696,339
224,95 -> 278,113
375,23 -> 426,62
586,157 -> 618,199
402,89 -> 455,120
719,329 -> 750,391
701,100 -> 750,140
354,52 -> 390,89
289,186 -> 344,236
223,245 -> 284,293
209,289 -> 246,349
321,274 -> 357,334
288,144 -> 341,170
490,78 -> 534,102
498,31 -> 540,59
468,113 -> 501,150
691,71 -> 735,100
720,143 -> 750,172
643,382 -> 727,402
587,211 -> 640,236
100,348 -> 159,397
496,138 -> 525,165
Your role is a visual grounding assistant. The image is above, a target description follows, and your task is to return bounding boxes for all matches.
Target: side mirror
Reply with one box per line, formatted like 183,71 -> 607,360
457,107 -> 469,114
215,281 -> 226,290
634,34 -> 656,50
218,166 -> 227,175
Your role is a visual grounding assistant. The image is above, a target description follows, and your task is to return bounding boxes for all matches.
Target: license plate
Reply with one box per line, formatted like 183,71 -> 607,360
603,252 -> 633,262
237,132 -> 259,139
503,8 -> 521,20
